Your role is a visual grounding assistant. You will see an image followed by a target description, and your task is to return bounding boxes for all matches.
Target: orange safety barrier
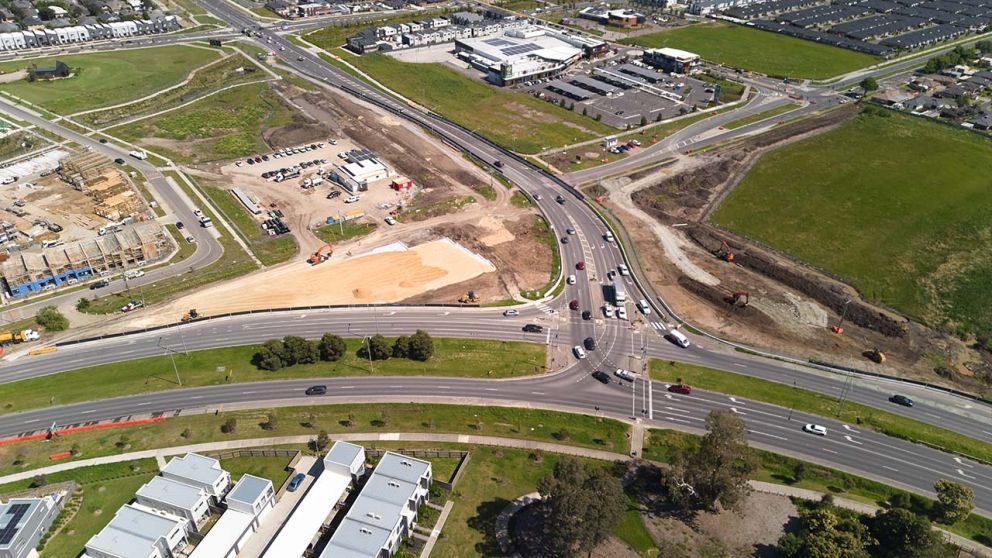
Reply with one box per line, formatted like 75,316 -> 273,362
49,451 -> 72,460
0,417 -> 165,446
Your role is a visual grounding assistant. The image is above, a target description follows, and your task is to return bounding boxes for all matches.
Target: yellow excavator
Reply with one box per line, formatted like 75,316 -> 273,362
458,291 -> 480,303
868,347 -> 886,363
181,308 -> 199,322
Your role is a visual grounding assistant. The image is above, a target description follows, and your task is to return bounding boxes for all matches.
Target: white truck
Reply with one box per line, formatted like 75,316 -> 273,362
613,281 -> 626,305
128,150 -> 148,160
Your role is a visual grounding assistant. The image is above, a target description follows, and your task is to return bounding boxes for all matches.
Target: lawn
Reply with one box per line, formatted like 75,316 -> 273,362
200,182 -> 298,266
0,405 -> 629,479
220,454 -> 294,487
108,82 -> 296,164
711,110 -> 992,337
0,46 -> 221,114
723,102 -> 800,130
0,338 -> 548,413
520,218 -> 559,300
623,23 -> 879,80
0,131 -> 46,160
338,52 -> 615,153
314,220 -> 378,244
649,359 -> 992,464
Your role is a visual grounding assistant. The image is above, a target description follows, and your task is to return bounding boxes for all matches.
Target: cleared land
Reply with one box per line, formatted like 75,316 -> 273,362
337,51 -> 615,153
0,46 -> 221,114
108,81 -> 295,164
712,111 -> 992,337
200,182 -> 298,266
0,338 -> 547,413
623,23 -> 878,79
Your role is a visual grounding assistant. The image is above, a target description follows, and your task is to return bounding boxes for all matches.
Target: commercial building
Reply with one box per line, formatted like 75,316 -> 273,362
161,453 -> 232,503
0,496 -> 62,558
643,48 -> 701,74
331,159 -> 391,193
577,7 -> 646,27
84,504 -> 189,558
261,442 -> 365,558
189,474 -> 275,558
135,477 -> 211,530
320,451 -> 432,558
455,26 -> 586,86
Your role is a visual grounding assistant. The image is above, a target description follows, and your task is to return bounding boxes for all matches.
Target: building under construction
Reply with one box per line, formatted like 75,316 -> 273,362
0,223 -> 172,298
58,151 -> 114,189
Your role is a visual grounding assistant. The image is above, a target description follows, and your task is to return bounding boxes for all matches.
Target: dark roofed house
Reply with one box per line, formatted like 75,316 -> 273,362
969,112 -> 992,130
346,27 -> 379,54
30,60 -> 70,80
935,84 -> 969,98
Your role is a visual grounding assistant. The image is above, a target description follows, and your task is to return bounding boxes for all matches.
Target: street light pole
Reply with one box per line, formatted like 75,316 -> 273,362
365,335 -> 375,374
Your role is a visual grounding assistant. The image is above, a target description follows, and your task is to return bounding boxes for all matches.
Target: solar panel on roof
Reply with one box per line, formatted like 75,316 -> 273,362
0,504 -> 29,545
502,43 -> 541,56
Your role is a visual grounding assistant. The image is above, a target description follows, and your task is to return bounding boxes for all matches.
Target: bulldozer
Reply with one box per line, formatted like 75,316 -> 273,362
715,240 -> 735,262
458,291 -> 481,304
308,243 -> 334,265
868,347 -> 886,364
728,291 -> 749,308
181,308 -> 199,322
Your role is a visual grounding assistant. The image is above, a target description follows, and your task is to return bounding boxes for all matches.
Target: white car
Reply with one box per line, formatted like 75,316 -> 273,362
618,264 -> 630,276
603,304 -> 614,318
617,306 -> 628,320
344,195 -> 360,203
503,309 -> 519,317
385,216 -> 397,225
567,274 -> 576,285
803,424 -> 827,436
573,346 -> 587,359
193,208 -> 203,217
637,299 -> 651,315
614,368 -> 635,381
1,177 -> 16,185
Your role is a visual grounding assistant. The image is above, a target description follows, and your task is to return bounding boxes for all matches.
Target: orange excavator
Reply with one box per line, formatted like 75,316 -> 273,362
716,240 -> 735,262
308,243 -> 334,265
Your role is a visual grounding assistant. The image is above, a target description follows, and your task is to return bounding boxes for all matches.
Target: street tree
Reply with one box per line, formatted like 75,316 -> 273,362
867,508 -> 946,558
318,333 -> 347,361
254,339 -> 286,371
933,479 -> 974,524
392,335 -> 410,358
777,506 -> 872,558
536,457 -> 627,556
859,77 -> 879,92
282,335 -> 318,365
407,330 -> 434,361
359,334 -> 390,361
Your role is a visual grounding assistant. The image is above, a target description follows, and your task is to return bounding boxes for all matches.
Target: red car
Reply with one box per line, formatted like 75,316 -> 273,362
569,299 -> 579,311
576,261 -> 585,270
668,384 -> 692,395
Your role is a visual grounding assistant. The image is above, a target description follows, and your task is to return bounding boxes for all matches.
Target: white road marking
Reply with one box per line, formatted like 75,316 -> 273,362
484,388 -> 498,391
882,465 -> 899,473
957,468 -> 976,480
954,457 -> 974,468
749,429 -> 787,441
730,407 -> 745,414
843,435 -> 862,445
339,386 -> 355,389
437,386 -> 451,390
842,424 -> 859,433
531,391 -> 545,395
666,416 -> 692,424
821,448 -> 838,454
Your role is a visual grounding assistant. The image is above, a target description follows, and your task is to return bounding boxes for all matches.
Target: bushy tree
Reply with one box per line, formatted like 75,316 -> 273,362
407,330 -> 434,361
36,305 -> 68,332
221,418 -> 237,434
282,335 -> 318,366
392,335 -> 410,358
254,339 -> 286,371
867,508 -> 945,558
358,334 -> 390,361
316,430 -> 330,451
933,479 -> 974,524
778,506 -> 871,558
536,457 -> 627,556
859,77 -> 879,92
262,411 -> 279,431
318,333 -> 346,361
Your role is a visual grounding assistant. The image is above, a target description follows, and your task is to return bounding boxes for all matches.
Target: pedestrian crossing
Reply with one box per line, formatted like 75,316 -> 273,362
649,322 -> 667,331
534,301 -> 556,315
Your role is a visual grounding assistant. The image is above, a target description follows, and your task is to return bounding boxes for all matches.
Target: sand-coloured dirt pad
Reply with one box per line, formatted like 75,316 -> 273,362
122,239 -> 494,328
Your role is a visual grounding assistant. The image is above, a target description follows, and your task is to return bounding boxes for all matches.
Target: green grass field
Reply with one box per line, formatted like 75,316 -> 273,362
200,182 -> 298,266
338,52 -> 615,153
314,220 -> 378,244
220,454 -> 294,487
712,110 -> 992,337
0,46 -> 221,114
624,23 -> 878,79
109,82 -> 295,164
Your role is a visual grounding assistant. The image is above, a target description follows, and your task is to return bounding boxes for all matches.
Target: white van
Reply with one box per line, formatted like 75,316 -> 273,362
573,346 -> 587,359
636,299 -> 651,315
667,329 -> 690,348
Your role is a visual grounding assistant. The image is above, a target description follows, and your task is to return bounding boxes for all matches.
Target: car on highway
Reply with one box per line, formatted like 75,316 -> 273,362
581,310 -> 591,320
615,368 -> 635,381
803,424 -> 827,436
576,261 -> 585,270
556,195 -> 566,204
567,274 -> 576,285
592,371 -> 610,384
889,394 -> 914,407
618,264 -> 630,276
522,324 -> 544,333
533,194 -> 542,201
193,208 -> 203,217
666,329 -> 690,348
503,309 -> 519,317
569,299 -> 579,311
573,346 -> 587,359
305,385 -> 327,396
636,299 -> 650,315
668,383 -> 691,395
583,337 -> 596,351
99,138 -> 108,144
287,473 -> 306,492
566,228 -> 576,235
297,55 -> 304,61
561,237 -> 569,244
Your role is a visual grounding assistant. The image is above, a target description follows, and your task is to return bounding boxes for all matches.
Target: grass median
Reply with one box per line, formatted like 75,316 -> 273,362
650,360 -> 992,464
723,102 -> 800,130
0,338 -> 548,414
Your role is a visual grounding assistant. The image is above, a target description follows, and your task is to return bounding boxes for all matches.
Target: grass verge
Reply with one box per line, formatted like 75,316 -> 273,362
314,220 -> 378,244
723,102 -> 800,130
520,217 -> 560,300
649,359 -> 992,464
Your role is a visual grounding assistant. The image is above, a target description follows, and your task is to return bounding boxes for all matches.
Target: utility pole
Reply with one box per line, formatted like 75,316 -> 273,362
158,337 -> 182,386
365,335 -> 375,374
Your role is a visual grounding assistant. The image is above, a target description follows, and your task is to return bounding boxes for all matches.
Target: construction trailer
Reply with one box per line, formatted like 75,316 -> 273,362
0,223 -> 171,298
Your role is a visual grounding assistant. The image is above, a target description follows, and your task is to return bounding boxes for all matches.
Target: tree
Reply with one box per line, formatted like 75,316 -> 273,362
793,462 -> 807,483
262,411 -> 279,431
318,333 -> 346,361
282,335 -> 318,366
536,457 -> 627,556
30,474 -> 47,488
777,506 -> 871,558
221,418 -> 238,434
180,428 -> 192,439
933,479 -> 974,524
859,77 -> 879,92
75,298 -> 90,311
315,430 -> 330,451
358,334 -> 390,361
254,339 -> 286,371
35,305 -> 68,332
640,115 -> 647,127
392,335 -> 410,358
407,330 -> 434,361
868,508 -> 945,558
664,410 -> 756,512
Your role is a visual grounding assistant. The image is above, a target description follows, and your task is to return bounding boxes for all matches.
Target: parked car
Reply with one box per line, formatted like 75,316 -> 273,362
114,158 -> 125,165
345,195 -> 360,203
889,394 -> 914,407
668,384 -> 691,395
287,473 -> 306,492
503,309 -> 519,317
603,305 -> 614,318
327,191 -> 341,199
522,324 -> 544,333
803,424 -> 827,436
305,385 -> 327,396
616,306 -> 628,320
592,371 -> 610,384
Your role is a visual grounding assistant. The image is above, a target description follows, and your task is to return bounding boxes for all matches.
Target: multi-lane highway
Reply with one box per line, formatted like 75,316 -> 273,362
0,1 -> 990,521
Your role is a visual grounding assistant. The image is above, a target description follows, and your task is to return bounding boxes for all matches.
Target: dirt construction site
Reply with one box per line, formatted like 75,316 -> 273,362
584,106 -> 990,393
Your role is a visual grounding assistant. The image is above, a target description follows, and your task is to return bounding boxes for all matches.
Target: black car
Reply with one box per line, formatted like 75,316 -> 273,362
305,385 -> 327,396
561,237 -> 569,244
592,371 -> 610,384
889,394 -> 913,407
89,279 -> 109,290
581,310 -> 591,320
494,160 -> 503,168
176,222 -> 184,230
522,324 -> 544,333
327,191 -> 341,199
99,138 -> 108,144
583,337 -> 596,351
555,195 -> 566,204
261,154 -> 270,161
114,158 -> 125,165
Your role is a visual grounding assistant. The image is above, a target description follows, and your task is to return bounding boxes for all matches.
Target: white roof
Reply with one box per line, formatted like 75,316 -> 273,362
261,467 -> 351,558
162,453 -> 226,487
136,477 -> 206,511
650,47 -> 700,61
188,508 -> 253,558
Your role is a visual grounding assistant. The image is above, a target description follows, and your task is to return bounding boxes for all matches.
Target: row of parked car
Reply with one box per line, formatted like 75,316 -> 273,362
236,142 -> 327,167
